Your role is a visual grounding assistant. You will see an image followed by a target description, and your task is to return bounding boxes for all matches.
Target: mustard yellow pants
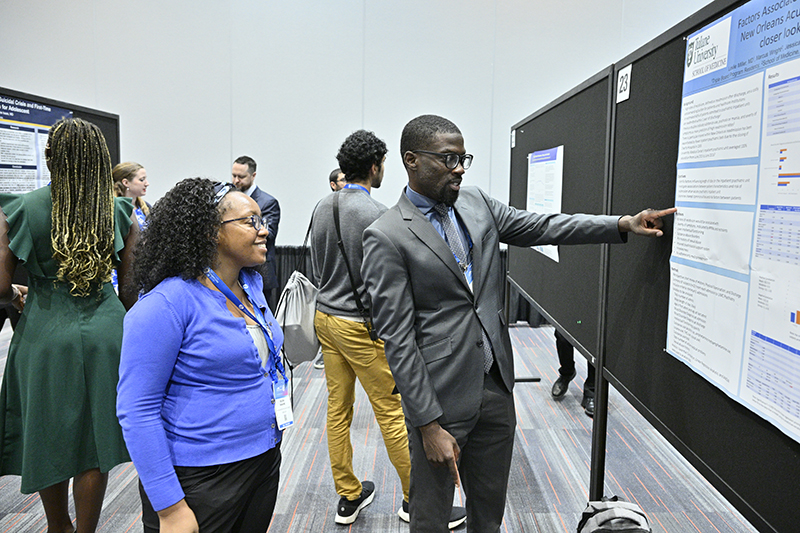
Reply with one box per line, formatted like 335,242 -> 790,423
314,311 -> 410,502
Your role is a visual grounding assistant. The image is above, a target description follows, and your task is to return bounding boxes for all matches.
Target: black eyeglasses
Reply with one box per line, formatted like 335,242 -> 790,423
213,182 -> 235,205
412,150 -> 473,170
221,215 -> 269,231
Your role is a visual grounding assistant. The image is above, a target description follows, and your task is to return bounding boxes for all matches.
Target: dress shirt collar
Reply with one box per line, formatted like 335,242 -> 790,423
405,184 -> 438,216
243,182 -> 257,197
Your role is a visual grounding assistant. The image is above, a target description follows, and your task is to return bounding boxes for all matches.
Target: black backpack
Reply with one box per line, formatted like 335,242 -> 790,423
577,496 -> 650,533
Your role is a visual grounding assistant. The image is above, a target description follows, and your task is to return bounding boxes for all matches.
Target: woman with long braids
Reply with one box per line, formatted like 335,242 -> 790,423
117,178 -> 285,533
0,117 -> 138,533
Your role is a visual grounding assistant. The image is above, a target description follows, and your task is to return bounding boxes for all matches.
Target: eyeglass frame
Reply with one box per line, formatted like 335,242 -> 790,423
221,214 -> 269,232
411,150 -> 473,170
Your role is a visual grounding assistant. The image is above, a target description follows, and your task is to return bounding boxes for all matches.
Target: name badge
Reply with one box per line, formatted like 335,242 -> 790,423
273,379 -> 294,430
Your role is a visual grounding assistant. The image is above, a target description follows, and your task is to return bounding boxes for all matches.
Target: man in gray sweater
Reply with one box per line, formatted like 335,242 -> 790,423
310,130 -> 465,528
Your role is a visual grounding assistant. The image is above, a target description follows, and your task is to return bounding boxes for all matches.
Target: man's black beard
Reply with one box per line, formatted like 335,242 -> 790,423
440,187 -> 459,207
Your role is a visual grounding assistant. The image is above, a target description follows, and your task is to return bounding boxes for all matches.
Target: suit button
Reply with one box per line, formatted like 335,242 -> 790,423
477,340 -> 484,347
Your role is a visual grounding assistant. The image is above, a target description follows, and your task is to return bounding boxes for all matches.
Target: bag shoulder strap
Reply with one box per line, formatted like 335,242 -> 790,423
333,192 -> 369,321
333,192 -> 377,341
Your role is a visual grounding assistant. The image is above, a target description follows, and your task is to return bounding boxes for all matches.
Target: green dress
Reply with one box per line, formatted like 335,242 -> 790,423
0,186 -> 132,493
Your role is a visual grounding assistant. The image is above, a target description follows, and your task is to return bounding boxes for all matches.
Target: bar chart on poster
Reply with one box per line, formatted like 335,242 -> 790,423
668,0 -> 800,443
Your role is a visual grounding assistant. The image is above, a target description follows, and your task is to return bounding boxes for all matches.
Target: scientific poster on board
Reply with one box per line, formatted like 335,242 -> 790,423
0,94 -> 71,193
526,146 -> 564,262
668,0 -> 800,443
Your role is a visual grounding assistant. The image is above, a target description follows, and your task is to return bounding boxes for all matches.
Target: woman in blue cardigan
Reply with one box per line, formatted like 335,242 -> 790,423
117,178 -> 287,533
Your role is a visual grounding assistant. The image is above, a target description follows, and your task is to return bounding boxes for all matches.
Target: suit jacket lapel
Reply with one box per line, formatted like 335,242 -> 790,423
397,192 -> 472,294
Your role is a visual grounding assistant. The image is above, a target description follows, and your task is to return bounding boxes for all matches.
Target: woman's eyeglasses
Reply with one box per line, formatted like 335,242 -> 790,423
221,215 -> 268,232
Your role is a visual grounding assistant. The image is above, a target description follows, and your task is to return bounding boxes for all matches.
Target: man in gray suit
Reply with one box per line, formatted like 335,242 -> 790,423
361,114 -> 675,532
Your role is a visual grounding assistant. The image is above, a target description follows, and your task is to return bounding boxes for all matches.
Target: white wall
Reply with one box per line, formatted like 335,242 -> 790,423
0,0 -> 711,244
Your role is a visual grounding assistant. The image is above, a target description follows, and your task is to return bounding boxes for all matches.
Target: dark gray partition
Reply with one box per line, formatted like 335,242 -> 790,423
508,1 -> 799,531
605,1 -> 798,532
508,67 -> 614,360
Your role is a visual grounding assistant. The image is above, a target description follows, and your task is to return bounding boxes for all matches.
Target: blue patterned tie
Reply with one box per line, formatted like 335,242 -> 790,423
434,203 -> 494,373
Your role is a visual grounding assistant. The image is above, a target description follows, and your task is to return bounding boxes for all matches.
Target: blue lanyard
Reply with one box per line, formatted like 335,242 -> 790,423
134,207 -> 147,229
343,183 -> 370,194
204,268 -> 286,382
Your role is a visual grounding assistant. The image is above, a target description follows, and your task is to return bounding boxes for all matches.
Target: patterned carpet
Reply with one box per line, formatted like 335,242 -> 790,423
0,322 -> 758,533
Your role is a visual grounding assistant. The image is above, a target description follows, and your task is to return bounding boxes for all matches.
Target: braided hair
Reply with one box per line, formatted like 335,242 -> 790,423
47,117 -> 116,297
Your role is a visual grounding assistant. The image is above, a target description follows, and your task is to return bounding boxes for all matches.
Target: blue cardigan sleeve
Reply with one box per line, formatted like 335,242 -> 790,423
116,290 -> 186,511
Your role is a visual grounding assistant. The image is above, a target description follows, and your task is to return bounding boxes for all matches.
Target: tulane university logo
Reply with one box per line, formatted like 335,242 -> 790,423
686,41 -> 694,68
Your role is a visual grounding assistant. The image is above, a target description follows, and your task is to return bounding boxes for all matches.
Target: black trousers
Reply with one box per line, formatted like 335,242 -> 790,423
140,444 -> 281,533
555,329 -> 595,396
407,366 -> 515,533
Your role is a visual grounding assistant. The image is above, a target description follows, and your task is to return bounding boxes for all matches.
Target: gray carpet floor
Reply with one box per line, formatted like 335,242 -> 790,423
0,322 -> 758,533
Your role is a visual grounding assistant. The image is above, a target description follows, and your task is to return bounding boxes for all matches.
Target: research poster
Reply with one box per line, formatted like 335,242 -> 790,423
668,0 -> 800,443
0,94 -> 71,193
526,146 -> 564,262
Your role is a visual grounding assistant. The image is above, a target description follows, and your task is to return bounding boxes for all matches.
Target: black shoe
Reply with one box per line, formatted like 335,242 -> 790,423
335,481 -> 375,525
397,500 -> 467,529
582,395 -> 595,418
551,370 -> 576,399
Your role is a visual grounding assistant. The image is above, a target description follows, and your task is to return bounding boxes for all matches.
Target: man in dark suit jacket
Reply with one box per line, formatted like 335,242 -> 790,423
361,115 -> 675,532
232,155 -> 280,310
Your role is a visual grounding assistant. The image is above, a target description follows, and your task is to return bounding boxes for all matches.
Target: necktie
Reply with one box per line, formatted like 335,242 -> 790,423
434,203 -> 494,373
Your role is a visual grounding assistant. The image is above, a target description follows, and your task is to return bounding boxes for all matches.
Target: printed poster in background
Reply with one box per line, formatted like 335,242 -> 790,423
526,146 -> 564,262
668,0 -> 800,443
0,94 -> 72,193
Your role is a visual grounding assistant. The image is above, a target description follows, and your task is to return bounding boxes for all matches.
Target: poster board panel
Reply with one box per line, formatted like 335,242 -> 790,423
508,68 -> 613,358
607,1 -> 800,531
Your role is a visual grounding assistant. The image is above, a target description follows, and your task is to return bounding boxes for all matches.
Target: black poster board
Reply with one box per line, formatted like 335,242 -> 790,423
507,0 -> 800,530
605,1 -> 799,532
508,68 -> 613,359
0,87 -> 120,167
